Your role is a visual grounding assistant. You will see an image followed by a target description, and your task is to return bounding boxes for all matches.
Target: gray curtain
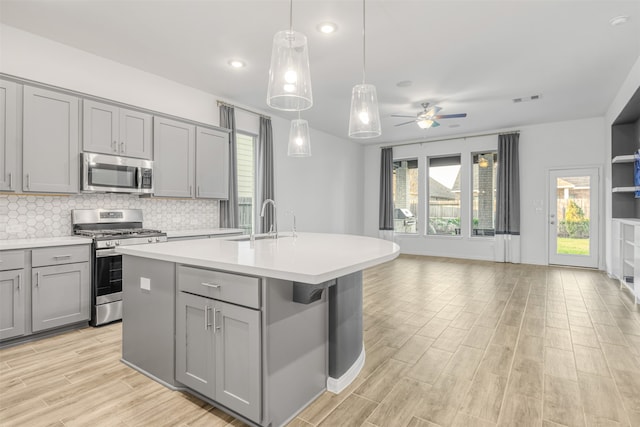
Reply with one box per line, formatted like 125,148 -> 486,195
257,116 -> 274,233
495,132 -> 520,235
379,147 -> 394,230
219,105 -> 238,228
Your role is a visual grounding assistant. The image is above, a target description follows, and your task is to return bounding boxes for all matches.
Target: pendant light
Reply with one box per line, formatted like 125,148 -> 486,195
267,0 -> 313,111
288,112 -> 311,157
348,0 -> 381,139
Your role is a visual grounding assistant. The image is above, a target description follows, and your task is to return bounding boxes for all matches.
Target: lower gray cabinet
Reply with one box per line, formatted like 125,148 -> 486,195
176,291 -> 216,397
0,270 -> 26,340
32,262 -> 90,332
176,289 -> 261,422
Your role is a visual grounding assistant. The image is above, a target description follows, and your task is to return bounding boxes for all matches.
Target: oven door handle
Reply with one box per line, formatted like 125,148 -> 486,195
95,248 -> 119,258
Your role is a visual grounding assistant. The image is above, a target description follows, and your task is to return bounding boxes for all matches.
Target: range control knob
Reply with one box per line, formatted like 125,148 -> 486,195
148,237 -> 153,243
115,240 -> 120,246
105,241 -> 112,247
155,237 -> 160,243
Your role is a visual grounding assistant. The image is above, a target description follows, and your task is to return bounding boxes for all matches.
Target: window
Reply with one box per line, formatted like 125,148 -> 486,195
472,152 -> 497,236
392,159 -> 418,234
428,155 -> 461,235
236,132 -> 255,234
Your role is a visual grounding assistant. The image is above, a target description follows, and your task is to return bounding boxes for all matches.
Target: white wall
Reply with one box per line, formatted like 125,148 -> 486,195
363,117 -> 607,266
0,24 -> 364,235
604,55 -> 640,274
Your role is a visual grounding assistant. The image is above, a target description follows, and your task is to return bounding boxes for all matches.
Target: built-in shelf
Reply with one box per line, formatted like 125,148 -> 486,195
612,154 -> 637,163
612,186 -> 640,193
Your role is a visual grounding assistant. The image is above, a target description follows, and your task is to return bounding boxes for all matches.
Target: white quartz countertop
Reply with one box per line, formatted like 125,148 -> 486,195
165,228 -> 244,238
0,236 -> 93,250
116,232 -> 400,284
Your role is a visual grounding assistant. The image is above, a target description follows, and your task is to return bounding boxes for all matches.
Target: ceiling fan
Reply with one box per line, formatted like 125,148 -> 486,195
392,102 -> 467,129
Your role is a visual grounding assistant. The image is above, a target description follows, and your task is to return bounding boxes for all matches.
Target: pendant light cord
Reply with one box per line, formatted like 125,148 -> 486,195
289,0 -> 293,32
362,0 -> 366,84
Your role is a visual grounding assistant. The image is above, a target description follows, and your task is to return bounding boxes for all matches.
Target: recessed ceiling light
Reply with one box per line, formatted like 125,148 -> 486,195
317,22 -> 338,34
396,80 -> 413,87
228,59 -> 246,69
610,15 -> 630,26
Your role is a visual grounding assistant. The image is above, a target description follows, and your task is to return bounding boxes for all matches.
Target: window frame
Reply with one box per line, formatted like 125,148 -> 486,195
392,157 -> 420,235
235,130 -> 258,234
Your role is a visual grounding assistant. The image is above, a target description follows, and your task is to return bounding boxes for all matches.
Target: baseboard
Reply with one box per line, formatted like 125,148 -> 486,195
326,345 -> 365,394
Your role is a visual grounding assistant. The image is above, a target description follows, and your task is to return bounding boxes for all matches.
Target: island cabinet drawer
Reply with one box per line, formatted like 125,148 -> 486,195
0,250 -> 24,271
32,245 -> 90,267
177,265 -> 261,309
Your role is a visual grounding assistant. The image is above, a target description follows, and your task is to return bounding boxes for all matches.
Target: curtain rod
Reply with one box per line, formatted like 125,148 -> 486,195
381,130 -> 519,149
217,100 -> 271,120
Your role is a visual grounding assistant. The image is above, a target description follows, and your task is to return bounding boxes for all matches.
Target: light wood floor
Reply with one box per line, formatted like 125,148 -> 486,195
2,255 -> 640,427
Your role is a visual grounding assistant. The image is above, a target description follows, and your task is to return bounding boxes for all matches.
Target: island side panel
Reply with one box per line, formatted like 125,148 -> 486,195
328,271 -> 363,378
121,255 -> 179,388
264,278 -> 328,427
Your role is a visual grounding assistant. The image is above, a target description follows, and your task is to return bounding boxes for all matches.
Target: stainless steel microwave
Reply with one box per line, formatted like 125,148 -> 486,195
82,153 -> 154,194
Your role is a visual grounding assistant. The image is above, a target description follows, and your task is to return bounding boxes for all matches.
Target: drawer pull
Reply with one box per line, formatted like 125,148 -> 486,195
201,282 -> 220,289
53,255 -> 72,259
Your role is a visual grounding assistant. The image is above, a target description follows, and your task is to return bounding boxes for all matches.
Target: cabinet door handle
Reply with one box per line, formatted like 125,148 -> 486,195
26,174 -> 30,190
16,275 -> 20,291
197,186 -> 200,197
35,272 -> 40,287
189,185 -> 192,196
121,142 -> 126,153
201,282 -> 220,289
8,172 -> 12,189
204,305 -> 211,330
214,309 -> 221,332
112,141 -> 118,152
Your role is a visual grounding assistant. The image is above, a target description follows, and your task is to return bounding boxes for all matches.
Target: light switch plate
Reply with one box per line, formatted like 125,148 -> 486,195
140,277 -> 151,291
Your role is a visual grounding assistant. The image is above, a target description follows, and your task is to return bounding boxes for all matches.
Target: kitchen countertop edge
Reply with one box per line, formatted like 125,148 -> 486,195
0,236 -> 94,250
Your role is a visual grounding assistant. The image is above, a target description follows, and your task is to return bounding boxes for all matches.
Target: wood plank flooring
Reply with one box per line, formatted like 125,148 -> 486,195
2,255 -> 640,426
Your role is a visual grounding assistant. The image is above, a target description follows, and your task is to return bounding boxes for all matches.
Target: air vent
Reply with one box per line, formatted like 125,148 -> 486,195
513,95 -> 541,104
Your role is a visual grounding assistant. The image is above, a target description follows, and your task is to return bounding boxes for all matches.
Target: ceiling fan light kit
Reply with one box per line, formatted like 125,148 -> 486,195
348,0 -> 381,139
267,0 -> 313,112
392,102 -> 467,129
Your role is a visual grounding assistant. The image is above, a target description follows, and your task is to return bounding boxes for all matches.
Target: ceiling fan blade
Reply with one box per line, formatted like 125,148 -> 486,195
391,114 -> 417,118
434,113 -> 467,119
394,120 -> 416,127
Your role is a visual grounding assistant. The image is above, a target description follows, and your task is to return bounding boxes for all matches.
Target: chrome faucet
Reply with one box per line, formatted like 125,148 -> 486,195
260,199 -> 277,239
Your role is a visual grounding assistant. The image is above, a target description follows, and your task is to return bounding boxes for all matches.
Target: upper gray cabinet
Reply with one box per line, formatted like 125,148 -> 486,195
23,86 -> 79,194
83,99 -> 152,159
154,116 -> 195,198
0,79 -> 18,192
196,126 -> 229,199
154,118 -> 229,199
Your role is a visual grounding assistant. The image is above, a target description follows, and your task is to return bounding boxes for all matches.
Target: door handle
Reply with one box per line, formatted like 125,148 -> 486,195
16,275 -> 20,291
204,305 -> 211,329
214,309 -> 220,332
35,271 -> 40,287
121,142 -> 126,153
8,172 -> 12,189
26,174 -> 30,190
112,141 -> 118,152
197,186 -> 200,197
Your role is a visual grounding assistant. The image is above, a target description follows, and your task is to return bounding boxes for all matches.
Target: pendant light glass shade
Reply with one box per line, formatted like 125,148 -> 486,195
348,0 -> 381,139
348,83 -> 381,138
267,30 -> 313,111
288,117 -> 311,157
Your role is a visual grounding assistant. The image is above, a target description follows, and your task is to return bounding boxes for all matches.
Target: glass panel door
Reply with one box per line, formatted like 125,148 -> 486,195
548,168 -> 599,268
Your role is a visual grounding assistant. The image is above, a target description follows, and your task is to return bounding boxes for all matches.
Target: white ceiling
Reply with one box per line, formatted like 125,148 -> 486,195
1,0 -> 639,145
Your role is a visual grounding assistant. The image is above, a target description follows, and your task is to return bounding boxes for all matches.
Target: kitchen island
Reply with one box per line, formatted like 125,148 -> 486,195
116,232 -> 399,427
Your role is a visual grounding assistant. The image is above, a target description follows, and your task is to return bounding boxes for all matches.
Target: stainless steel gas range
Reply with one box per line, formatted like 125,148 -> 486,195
71,209 -> 167,326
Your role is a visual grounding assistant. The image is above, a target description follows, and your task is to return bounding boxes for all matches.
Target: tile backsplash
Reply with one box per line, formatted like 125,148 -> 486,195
0,193 -> 219,240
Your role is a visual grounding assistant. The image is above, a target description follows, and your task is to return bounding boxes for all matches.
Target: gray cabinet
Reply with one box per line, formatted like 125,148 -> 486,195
23,86 -> 79,193
0,250 -> 26,340
32,262 -> 90,332
30,245 -> 90,333
83,100 -> 152,159
176,266 -> 261,422
153,117 -> 195,197
196,126 -> 229,199
0,79 -> 18,192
